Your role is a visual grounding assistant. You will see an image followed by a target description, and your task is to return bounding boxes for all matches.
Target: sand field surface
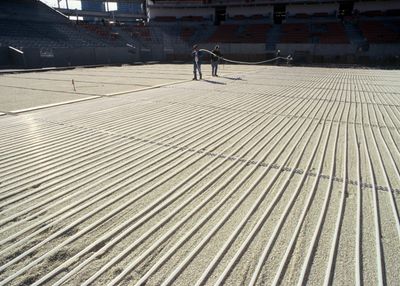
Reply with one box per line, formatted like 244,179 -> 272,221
0,64 -> 399,285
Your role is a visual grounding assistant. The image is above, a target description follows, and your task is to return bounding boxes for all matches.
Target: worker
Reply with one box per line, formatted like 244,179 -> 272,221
192,44 -> 202,80
211,45 -> 222,76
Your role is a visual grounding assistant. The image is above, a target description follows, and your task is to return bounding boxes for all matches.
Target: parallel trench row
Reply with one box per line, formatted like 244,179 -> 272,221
0,66 -> 399,286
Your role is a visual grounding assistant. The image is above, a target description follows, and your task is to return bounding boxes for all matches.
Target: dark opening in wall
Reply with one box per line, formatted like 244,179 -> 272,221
339,1 -> 355,18
215,6 -> 226,25
274,4 -> 286,24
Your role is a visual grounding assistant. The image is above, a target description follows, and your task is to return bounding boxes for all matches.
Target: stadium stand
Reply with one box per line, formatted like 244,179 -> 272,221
0,19 -> 111,49
0,0 -> 64,22
1,0 -> 400,68
180,26 -> 196,41
358,20 -> 400,43
286,3 -> 338,20
208,24 -> 239,43
280,23 -> 310,43
154,16 -> 177,22
237,24 -> 271,43
314,22 -> 349,44
0,0 -> 125,49
206,23 -> 271,44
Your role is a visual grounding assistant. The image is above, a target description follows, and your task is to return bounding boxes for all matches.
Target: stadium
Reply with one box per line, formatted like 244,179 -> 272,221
0,0 -> 400,285
0,0 -> 399,66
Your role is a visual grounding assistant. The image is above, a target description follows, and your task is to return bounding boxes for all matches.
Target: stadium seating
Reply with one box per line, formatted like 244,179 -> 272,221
78,23 -> 126,45
386,9 -> 400,17
0,0 -> 64,22
122,24 -> 153,42
182,16 -> 206,21
359,20 -> 400,43
0,0 -> 126,49
237,24 -> 271,43
208,25 -> 239,43
151,0 -> 204,3
280,23 -> 310,43
154,16 -> 177,22
0,18 -> 114,49
315,22 -> 349,44
1,0 -> 399,67
205,23 -> 271,44
180,27 -> 196,41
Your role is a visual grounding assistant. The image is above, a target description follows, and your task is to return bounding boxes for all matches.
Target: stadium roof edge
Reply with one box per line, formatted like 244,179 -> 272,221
57,8 -> 145,19
147,0 -> 355,8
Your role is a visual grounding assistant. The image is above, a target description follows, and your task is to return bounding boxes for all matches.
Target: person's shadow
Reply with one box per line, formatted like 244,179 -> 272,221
221,76 -> 245,81
202,79 -> 226,85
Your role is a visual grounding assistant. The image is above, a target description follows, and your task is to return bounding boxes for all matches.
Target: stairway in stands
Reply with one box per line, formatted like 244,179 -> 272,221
265,24 -> 281,51
343,21 -> 367,48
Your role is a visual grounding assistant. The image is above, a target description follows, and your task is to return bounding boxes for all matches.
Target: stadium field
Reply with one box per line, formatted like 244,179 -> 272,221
0,64 -> 399,285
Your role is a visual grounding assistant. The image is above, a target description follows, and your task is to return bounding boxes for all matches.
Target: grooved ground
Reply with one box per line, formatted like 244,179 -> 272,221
0,64 -> 399,286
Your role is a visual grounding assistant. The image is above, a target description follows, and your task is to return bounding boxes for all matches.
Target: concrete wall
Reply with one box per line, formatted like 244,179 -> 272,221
165,43 -> 272,62
0,46 -> 139,69
81,1 -> 104,12
354,1 -> 400,12
367,44 -> 400,58
159,43 -> 400,65
226,6 -> 273,17
148,8 -> 214,19
139,43 -> 269,62
2,43 -> 399,69
118,3 -> 142,14
0,47 -> 10,67
276,43 -> 356,56
10,47 -> 27,68
286,3 -> 339,15
275,43 -> 400,59
0,47 -> 25,68
276,43 -> 400,65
